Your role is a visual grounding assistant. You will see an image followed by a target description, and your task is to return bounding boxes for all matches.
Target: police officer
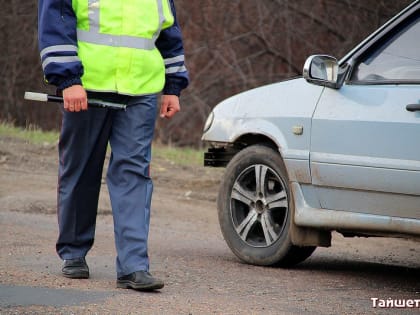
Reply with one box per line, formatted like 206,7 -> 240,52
38,0 -> 189,291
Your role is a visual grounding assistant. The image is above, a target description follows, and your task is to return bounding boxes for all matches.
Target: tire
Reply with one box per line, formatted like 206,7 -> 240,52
217,144 -> 316,267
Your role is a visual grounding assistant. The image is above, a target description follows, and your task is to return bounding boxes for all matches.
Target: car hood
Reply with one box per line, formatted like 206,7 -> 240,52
202,77 -> 324,144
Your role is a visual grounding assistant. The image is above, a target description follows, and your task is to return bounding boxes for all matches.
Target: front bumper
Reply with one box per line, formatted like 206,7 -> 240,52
204,146 -> 239,167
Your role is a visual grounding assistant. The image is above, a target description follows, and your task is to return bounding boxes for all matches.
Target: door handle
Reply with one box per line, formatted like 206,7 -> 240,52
406,104 -> 420,112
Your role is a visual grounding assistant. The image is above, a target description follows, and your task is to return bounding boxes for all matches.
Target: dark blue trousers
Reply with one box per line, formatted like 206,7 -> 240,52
56,93 -> 157,277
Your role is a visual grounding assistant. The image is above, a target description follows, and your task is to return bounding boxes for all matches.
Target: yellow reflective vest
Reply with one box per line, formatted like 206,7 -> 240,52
72,0 -> 174,95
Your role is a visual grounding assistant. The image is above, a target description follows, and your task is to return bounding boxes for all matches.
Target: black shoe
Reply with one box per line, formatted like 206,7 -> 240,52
117,271 -> 164,291
62,257 -> 89,279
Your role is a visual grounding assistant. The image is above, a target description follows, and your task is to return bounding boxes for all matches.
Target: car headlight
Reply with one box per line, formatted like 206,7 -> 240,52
203,111 -> 214,133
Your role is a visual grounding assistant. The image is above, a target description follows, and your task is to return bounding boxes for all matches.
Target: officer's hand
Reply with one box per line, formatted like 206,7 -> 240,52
63,85 -> 88,112
160,95 -> 180,119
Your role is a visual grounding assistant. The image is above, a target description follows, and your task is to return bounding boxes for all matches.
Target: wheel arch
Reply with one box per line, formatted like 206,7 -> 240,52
204,132 -> 283,168
234,133 -> 279,151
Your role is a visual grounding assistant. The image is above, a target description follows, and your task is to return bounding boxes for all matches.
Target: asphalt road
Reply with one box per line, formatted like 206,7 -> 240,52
1,187 -> 419,315
0,137 -> 419,314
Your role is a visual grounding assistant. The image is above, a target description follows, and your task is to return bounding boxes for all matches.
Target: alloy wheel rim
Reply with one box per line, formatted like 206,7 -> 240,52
230,164 -> 289,248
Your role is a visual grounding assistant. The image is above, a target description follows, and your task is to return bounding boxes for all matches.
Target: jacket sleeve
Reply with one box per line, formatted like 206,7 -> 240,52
38,0 -> 83,90
156,0 -> 189,96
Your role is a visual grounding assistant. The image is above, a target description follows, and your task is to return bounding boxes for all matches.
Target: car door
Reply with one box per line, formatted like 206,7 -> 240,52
310,13 -> 420,219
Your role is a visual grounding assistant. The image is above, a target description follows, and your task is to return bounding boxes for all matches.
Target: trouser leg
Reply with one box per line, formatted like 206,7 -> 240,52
56,107 -> 111,259
106,94 -> 157,277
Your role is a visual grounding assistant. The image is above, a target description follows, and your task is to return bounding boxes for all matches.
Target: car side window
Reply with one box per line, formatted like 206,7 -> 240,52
351,16 -> 420,83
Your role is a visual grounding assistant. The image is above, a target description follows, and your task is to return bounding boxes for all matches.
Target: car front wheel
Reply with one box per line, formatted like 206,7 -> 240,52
218,144 -> 316,267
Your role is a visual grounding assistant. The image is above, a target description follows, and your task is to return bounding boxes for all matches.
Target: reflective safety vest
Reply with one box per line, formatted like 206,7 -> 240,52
72,0 -> 174,95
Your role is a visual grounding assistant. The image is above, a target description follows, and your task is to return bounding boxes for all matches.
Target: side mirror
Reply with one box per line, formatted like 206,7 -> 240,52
303,55 -> 345,89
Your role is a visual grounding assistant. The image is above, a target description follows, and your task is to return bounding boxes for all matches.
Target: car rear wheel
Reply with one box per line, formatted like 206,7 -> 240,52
218,144 -> 316,266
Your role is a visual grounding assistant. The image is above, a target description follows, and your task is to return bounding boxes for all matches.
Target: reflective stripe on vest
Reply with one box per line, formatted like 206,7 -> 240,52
73,0 -> 174,95
77,0 -> 167,50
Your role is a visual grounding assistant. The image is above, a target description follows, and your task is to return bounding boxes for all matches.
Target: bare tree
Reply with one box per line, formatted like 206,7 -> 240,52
1,0 -> 412,146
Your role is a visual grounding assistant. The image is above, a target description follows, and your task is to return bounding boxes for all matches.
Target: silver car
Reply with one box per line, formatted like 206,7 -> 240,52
202,1 -> 420,266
